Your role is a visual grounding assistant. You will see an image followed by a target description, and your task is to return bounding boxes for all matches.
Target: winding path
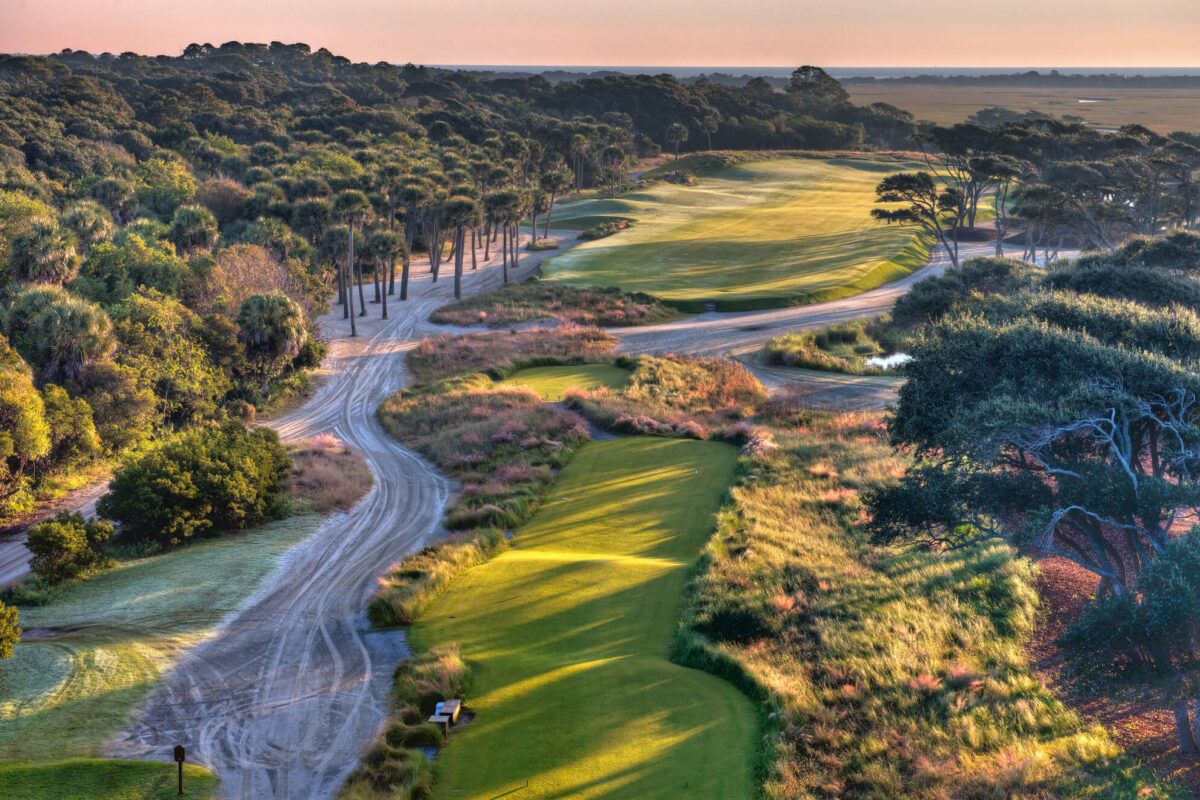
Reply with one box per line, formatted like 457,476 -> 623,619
108,243 -> 556,798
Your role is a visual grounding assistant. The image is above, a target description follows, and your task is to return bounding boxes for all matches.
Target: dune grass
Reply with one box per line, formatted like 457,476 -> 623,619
0,758 -> 216,799
544,156 -> 932,311
0,514 -> 322,761
674,409 -> 1172,799
498,363 -> 631,401
412,436 -> 757,800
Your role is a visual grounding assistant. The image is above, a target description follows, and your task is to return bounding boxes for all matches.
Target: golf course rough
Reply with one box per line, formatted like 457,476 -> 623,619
413,436 -> 757,799
544,156 -> 932,311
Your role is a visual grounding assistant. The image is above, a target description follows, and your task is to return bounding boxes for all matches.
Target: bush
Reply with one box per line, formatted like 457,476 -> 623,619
26,511 -> 113,583
97,421 -> 291,547
0,599 -> 19,658
525,238 -> 559,251
578,219 -> 631,240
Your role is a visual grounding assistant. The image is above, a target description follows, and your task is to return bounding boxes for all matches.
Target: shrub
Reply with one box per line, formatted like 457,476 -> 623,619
26,511 -> 113,583
97,420 -> 291,547
0,599 -> 19,658
525,238 -> 559,251
578,218 -> 631,240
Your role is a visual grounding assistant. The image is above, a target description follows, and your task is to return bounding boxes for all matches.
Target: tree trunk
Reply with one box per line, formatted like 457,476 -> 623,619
356,259 -> 367,316
381,259 -> 389,319
502,225 -> 509,284
453,227 -> 465,299
346,223 -> 357,337
1175,700 -> 1199,754
372,263 -> 380,303
337,259 -> 347,318
544,194 -> 555,239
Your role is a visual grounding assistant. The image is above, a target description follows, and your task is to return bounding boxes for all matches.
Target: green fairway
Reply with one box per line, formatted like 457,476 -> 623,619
498,363 -> 630,401
544,156 -> 932,310
0,759 -> 216,799
412,437 -> 756,800
0,515 -> 321,761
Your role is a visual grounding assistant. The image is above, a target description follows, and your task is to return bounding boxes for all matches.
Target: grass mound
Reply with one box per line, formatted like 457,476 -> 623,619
674,410 -> 1171,799
378,374 -> 589,533
498,363 -> 630,401
406,325 -> 616,383
564,354 -> 767,441
763,318 -> 907,374
0,759 -> 216,799
413,437 -> 757,800
428,282 -> 673,328
544,156 -> 932,311
286,434 -> 373,513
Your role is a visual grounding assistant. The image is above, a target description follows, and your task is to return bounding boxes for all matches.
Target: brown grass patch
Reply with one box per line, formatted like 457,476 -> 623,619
286,434 -> 373,513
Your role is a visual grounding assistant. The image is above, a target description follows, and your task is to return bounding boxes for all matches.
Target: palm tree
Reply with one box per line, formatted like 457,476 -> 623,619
365,229 -> 404,320
8,222 -> 80,285
236,291 -> 308,390
540,165 -> 572,239
666,123 -> 689,175
443,196 -> 481,300
61,201 -> 114,249
332,190 -> 371,337
398,179 -> 431,300
4,286 -> 115,385
569,134 -> 589,191
530,189 -> 550,244
168,204 -> 219,254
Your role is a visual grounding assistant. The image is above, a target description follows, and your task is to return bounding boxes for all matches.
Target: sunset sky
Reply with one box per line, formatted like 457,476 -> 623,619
3,0 -> 1199,67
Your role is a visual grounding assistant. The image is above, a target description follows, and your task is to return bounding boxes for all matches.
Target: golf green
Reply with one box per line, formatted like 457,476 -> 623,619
545,156 -> 931,310
413,436 -> 756,799
498,363 -> 630,401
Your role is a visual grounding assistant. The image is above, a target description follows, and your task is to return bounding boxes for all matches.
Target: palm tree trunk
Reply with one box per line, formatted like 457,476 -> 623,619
544,194 -> 555,239
471,228 -> 478,270
346,223 -> 357,337
372,263 -> 380,303
357,261 -> 367,316
337,260 -> 347,317
502,225 -> 509,284
453,227 -> 465,299
382,258 -> 389,319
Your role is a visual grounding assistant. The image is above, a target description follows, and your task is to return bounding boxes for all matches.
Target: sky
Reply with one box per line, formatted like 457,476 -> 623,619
2,0 -> 1199,68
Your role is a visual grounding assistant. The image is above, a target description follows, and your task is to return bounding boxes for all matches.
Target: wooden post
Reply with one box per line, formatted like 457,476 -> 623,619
174,745 -> 186,795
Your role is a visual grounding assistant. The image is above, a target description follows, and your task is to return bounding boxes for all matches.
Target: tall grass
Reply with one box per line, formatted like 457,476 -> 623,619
674,409 -> 1174,799
338,647 -> 468,800
406,325 -> 616,384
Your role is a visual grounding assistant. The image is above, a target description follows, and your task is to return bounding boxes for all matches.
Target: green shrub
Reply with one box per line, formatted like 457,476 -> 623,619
578,219 -> 631,240
26,511 -> 113,584
97,420 -> 291,547
0,599 -> 19,658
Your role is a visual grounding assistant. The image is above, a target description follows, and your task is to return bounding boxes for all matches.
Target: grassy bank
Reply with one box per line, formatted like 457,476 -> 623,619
0,514 -> 323,760
543,156 -> 931,311
413,436 -> 757,799
0,758 -> 216,799
674,409 -> 1173,799
429,282 -> 676,328
498,363 -> 630,401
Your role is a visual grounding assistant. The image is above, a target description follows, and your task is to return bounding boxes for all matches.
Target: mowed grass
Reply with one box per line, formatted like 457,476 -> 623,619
412,437 -> 757,800
497,363 -> 630,401
0,515 -> 322,761
0,758 -> 216,799
544,156 -> 932,310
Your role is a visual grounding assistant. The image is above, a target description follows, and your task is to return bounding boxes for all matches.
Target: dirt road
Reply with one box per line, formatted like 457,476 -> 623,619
108,244 -> 555,799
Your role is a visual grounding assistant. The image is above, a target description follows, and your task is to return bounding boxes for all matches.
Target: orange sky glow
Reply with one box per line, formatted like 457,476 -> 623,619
2,0 -> 1199,68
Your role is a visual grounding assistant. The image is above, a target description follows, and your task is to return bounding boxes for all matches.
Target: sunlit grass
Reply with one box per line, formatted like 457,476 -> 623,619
412,437 -> 757,800
498,363 -> 630,401
544,156 -> 932,310
0,758 -> 216,799
0,515 -> 322,760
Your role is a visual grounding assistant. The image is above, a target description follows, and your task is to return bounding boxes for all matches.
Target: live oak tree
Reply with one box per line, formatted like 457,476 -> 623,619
871,172 -> 966,267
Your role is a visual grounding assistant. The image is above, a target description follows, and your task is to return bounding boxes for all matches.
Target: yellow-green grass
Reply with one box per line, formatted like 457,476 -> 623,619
544,156 -> 932,311
412,437 -> 757,799
0,758 -> 216,799
497,363 -> 630,401
0,515 -> 322,761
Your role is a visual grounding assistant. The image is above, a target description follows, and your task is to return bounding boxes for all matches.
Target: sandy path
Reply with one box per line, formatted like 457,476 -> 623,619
106,240 -> 556,799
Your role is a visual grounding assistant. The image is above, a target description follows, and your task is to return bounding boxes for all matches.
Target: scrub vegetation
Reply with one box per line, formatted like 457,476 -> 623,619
764,318 -> 905,374
429,282 -> 673,328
